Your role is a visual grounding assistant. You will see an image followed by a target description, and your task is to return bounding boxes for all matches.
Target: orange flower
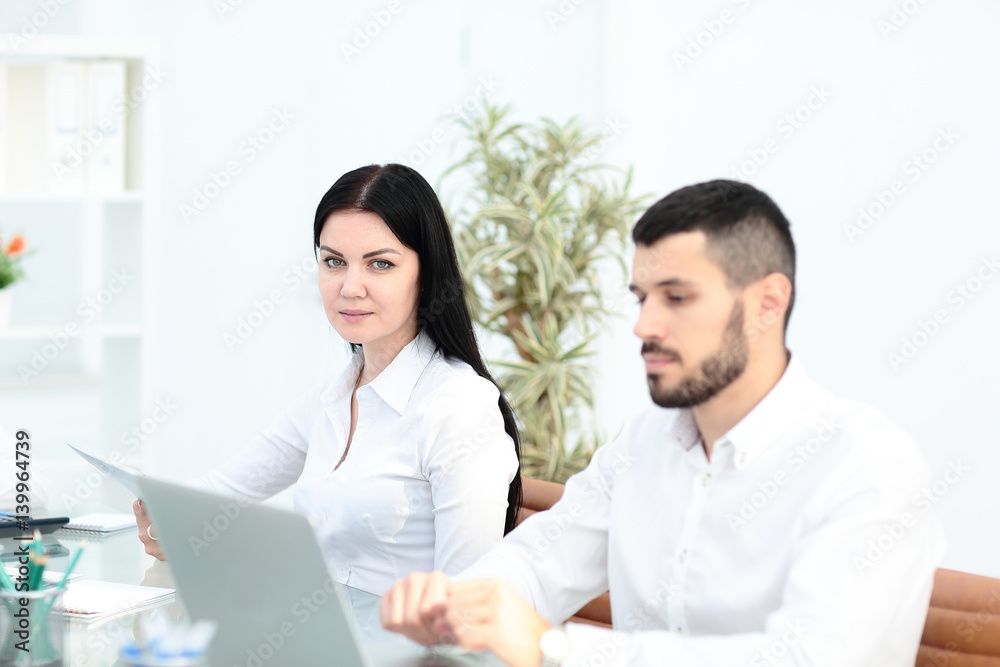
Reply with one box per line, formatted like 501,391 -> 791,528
6,235 -> 25,257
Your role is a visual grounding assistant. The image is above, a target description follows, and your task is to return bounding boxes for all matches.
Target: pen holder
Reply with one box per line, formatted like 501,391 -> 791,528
0,586 -> 66,667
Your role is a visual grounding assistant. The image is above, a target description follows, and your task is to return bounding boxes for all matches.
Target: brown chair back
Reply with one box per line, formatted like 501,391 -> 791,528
917,568 -> 1000,666
516,478 -> 612,627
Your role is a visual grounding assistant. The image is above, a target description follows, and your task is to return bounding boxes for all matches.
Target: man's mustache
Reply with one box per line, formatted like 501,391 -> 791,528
641,342 -> 681,362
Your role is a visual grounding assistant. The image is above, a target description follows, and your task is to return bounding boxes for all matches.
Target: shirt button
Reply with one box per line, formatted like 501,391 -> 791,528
699,473 -> 711,487
677,549 -> 687,564
675,627 -> 684,635
736,452 -> 748,466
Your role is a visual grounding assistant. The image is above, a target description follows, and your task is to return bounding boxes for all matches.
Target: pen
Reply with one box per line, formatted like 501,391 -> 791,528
28,552 -> 49,590
55,540 -> 87,590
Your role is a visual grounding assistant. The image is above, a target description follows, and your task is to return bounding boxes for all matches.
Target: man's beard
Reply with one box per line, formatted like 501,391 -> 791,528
645,301 -> 749,409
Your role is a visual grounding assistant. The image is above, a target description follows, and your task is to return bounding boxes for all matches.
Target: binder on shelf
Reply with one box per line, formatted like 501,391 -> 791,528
6,62 -> 87,194
85,60 -> 126,193
0,63 -> 7,194
45,61 -> 87,195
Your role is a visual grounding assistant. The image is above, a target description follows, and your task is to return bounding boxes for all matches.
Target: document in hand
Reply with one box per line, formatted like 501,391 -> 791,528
66,443 -> 145,498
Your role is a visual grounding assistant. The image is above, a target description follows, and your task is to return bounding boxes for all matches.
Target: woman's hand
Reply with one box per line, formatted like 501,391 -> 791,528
133,498 -> 166,561
380,571 -> 452,645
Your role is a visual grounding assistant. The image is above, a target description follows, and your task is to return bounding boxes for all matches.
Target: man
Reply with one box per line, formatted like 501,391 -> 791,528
380,180 -> 944,666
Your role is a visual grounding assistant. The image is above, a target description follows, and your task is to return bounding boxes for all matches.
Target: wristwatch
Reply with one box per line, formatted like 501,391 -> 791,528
539,626 -> 570,666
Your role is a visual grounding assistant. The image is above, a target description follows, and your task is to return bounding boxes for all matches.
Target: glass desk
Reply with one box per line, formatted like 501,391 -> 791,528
19,530 -> 502,667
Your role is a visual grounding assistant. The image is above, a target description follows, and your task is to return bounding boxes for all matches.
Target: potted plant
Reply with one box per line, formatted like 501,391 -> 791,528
0,233 -> 27,328
444,104 -> 647,482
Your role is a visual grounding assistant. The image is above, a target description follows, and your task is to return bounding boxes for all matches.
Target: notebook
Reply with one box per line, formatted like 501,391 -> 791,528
57,580 -> 174,619
2,566 -> 80,586
61,513 -> 136,535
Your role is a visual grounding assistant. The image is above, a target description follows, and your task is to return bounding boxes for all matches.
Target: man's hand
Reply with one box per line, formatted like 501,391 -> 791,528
380,571 -> 451,645
381,573 -> 552,667
133,499 -> 165,561
445,578 -> 551,667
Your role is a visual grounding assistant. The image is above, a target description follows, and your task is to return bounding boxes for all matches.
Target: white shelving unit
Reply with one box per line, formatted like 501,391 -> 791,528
0,36 -> 160,508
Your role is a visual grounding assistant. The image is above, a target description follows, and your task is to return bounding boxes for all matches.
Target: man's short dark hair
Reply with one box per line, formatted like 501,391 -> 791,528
632,179 -> 797,331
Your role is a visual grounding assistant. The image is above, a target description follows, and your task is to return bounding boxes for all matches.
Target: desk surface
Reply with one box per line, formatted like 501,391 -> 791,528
30,529 -> 501,667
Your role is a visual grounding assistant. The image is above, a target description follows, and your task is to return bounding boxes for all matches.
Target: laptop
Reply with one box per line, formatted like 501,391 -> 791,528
135,476 -> 484,667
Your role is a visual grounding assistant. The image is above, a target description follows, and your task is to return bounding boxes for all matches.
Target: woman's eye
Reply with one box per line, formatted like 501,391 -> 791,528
324,257 -> 344,268
371,260 -> 393,270
668,294 -> 688,303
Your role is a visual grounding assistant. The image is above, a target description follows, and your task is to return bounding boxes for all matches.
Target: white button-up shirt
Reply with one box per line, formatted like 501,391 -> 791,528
196,332 -> 519,595
461,357 -> 945,666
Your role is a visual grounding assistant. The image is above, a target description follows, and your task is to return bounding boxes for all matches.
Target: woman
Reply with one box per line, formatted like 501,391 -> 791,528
135,164 -> 523,595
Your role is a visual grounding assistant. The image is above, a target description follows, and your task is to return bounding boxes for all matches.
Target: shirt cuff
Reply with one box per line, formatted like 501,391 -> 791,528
563,622 -> 633,667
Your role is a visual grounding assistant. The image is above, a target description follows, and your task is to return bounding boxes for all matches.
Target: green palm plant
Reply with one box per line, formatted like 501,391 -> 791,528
444,104 -> 648,482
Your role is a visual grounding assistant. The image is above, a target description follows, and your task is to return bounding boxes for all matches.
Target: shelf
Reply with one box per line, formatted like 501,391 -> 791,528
0,191 -> 144,204
0,372 -> 99,392
0,35 -> 159,465
0,36 -> 156,60
0,325 -> 143,340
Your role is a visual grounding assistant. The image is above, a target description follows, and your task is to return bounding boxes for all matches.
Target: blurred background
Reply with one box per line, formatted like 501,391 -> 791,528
0,0 -> 997,577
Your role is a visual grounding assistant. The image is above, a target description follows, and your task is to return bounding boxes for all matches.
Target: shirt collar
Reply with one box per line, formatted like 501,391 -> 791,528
321,331 -> 438,414
720,354 -> 815,469
366,331 -> 437,414
664,354 -> 816,468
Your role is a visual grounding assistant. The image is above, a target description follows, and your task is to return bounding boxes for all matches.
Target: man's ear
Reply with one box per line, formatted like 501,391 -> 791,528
744,273 -> 792,342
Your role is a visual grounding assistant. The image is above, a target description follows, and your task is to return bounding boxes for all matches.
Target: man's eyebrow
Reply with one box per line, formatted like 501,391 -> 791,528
629,278 -> 694,292
318,246 -> 401,259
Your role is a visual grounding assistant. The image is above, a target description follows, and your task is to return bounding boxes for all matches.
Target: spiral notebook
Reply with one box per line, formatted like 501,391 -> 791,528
57,580 -> 174,619
61,513 -> 136,535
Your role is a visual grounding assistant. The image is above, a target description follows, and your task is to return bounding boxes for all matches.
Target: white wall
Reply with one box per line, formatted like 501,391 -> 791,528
1,0 -> 996,576
598,0 -> 1000,579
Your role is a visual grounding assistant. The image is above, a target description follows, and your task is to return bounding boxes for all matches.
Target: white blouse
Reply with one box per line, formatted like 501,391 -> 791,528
195,332 -> 519,595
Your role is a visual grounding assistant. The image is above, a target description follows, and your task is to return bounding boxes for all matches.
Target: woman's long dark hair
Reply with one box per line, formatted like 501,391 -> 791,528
313,163 -> 523,535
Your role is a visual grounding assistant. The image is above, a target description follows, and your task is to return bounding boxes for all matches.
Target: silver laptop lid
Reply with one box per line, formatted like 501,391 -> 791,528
135,476 -> 369,667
